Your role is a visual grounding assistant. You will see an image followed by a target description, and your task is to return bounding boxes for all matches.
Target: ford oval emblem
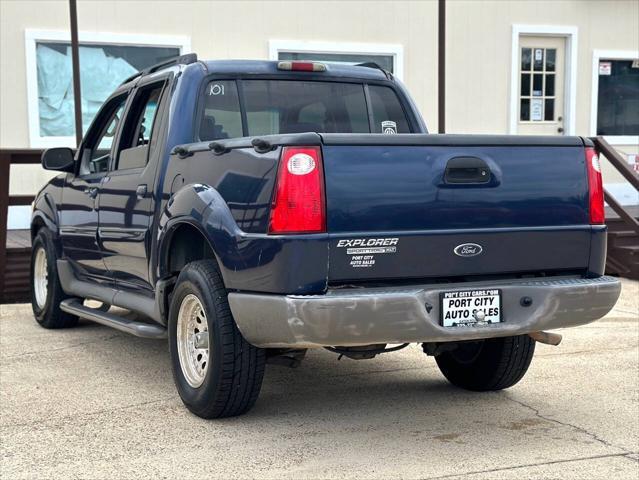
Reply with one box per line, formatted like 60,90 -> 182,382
454,243 -> 483,257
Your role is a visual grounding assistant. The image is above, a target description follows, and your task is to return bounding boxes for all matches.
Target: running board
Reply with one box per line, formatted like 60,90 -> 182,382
60,299 -> 167,339
56,259 -> 170,324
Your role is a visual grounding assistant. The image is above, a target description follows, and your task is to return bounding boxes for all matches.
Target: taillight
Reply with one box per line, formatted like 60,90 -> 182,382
268,146 -> 326,234
585,147 -> 605,224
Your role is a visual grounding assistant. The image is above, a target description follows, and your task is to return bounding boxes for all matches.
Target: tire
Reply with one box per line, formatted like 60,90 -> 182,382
30,228 -> 78,329
168,259 -> 265,419
435,335 -> 535,391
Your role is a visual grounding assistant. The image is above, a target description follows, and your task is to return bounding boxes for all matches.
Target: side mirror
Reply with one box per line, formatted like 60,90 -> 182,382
41,148 -> 75,172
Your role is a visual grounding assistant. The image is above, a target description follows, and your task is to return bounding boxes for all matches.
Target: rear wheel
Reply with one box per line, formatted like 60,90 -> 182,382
30,228 -> 78,329
168,260 -> 265,419
435,335 -> 535,391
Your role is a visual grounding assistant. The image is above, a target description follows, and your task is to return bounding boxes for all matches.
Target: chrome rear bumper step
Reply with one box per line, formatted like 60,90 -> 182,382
60,299 -> 167,339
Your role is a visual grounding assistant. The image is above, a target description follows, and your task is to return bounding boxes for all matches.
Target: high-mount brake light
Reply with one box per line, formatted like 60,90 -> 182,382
277,61 -> 327,72
585,147 -> 605,225
268,146 -> 326,234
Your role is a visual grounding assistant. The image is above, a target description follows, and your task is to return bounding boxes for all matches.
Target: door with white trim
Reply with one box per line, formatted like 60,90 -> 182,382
517,36 -> 565,135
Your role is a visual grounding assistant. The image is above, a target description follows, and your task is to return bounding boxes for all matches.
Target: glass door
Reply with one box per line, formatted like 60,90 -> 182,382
517,36 -> 565,135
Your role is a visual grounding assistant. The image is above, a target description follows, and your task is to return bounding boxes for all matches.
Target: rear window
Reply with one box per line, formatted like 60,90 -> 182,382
198,79 -> 411,141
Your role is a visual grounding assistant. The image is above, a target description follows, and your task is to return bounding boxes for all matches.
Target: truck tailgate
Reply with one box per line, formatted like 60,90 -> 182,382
322,134 -> 591,282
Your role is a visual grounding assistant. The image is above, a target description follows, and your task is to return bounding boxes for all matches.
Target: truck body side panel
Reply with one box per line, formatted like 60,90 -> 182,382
157,185 -> 329,294
162,147 -> 279,233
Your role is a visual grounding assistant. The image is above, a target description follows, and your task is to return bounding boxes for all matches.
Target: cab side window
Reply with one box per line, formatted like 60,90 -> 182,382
199,80 -> 243,141
79,95 -> 127,175
116,82 -> 165,170
368,85 -> 411,134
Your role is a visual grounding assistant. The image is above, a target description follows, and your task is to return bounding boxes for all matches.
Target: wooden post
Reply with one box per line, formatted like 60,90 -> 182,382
0,152 -> 11,302
69,0 -> 82,146
438,0 -> 446,134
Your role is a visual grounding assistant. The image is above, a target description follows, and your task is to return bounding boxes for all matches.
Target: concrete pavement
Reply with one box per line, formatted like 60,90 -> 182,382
1,280 -> 638,479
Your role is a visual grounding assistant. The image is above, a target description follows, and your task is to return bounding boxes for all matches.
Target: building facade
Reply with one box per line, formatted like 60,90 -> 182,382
1,0 -> 637,228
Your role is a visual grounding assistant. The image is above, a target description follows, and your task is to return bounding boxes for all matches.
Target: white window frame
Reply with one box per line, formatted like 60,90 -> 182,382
590,49 -> 639,146
268,40 -> 404,81
509,25 -> 578,135
25,29 -> 191,148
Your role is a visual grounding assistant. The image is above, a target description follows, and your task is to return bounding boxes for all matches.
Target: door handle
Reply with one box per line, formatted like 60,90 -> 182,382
136,184 -> 147,199
444,157 -> 491,184
85,187 -> 98,199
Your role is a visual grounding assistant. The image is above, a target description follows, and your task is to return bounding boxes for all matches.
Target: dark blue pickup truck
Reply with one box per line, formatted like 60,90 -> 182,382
32,54 -> 621,418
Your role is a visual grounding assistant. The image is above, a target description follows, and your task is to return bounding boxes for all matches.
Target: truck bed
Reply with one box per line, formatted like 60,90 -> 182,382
167,133 -> 603,294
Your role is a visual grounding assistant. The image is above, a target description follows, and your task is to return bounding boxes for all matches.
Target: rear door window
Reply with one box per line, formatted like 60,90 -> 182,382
115,82 -> 165,170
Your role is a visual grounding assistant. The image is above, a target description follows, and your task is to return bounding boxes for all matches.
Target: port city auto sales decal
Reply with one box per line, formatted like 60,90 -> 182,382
336,237 -> 399,268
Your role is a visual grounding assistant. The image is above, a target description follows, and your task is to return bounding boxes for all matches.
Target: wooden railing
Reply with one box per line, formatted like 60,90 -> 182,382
0,149 -> 43,300
590,137 -> 639,235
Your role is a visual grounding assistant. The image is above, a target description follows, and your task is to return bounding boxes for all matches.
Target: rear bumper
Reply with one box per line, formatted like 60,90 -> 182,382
228,276 -> 621,348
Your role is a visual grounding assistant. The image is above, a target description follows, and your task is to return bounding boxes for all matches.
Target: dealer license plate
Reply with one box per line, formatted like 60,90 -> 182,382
440,289 -> 502,327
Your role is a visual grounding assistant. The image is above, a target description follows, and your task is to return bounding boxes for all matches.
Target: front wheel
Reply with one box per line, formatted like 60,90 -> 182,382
168,260 -> 265,419
435,335 -> 535,391
30,228 -> 78,329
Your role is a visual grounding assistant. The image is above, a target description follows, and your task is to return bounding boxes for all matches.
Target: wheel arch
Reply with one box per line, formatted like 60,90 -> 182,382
30,215 -> 47,238
31,193 -> 59,240
31,193 -> 63,257
159,220 -> 220,279
155,183 -> 242,283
